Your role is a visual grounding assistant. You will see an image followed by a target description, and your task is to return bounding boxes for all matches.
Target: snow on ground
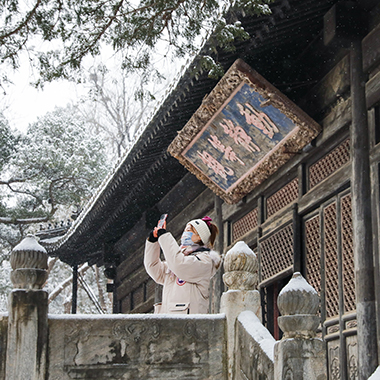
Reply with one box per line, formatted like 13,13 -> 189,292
48,313 -> 226,320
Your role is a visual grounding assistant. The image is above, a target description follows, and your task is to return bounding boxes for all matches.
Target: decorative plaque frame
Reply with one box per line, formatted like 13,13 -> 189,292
168,59 -> 321,204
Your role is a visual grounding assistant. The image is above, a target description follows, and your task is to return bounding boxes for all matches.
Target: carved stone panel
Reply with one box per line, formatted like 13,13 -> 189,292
48,315 -> 226,379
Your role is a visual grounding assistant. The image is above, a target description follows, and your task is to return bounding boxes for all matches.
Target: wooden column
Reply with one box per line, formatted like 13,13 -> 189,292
292,203 -> 301,274
350,38 -> 378,379
71,264 -> 78,314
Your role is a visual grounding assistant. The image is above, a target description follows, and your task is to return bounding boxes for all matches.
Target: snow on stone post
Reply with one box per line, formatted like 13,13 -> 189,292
5,235 -> 49,380
220,241 -> 261,380
274,272 -> 327,380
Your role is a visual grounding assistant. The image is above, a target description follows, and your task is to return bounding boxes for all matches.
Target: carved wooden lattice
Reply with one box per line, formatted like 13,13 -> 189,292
305,214 -> 322,296
233,208 -> 258,242
266,178 -> 299,218
309,138 -> 350,189
260,224 -> 293,281
324,202 -> 339,318
341,193 -> 356,313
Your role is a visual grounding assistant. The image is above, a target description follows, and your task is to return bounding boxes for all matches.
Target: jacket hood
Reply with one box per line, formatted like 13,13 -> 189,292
209,250 -> 222,269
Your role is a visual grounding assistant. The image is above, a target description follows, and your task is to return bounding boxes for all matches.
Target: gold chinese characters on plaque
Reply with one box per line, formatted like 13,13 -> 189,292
168,59 -> 321,204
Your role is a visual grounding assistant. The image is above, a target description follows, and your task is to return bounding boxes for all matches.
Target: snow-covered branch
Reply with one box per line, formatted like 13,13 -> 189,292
48,263 -> 90,304
0,216 -> 51,225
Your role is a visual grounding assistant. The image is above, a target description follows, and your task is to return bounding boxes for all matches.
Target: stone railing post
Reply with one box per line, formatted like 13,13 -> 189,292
5,235 -> 49,380
220,241 -> 260,380
274,272 -> 327,380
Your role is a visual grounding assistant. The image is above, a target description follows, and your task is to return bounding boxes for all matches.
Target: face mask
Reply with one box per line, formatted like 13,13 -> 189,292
181,231 -> 194,247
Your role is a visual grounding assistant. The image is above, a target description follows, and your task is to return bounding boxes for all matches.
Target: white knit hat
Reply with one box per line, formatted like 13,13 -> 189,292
189,219 -> 211,245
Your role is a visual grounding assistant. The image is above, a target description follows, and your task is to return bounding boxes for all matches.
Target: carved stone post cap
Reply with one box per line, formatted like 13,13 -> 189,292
278,315 -> 320,338
11,235 -> 48,270
277,272 -> 319,316
223,241 -> 258,290
10,269 -> 48,290
10,235 -> 48,289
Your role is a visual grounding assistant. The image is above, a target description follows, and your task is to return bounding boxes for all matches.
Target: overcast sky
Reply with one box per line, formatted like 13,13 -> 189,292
2,43 -> 187,135
3,72 -> 84,134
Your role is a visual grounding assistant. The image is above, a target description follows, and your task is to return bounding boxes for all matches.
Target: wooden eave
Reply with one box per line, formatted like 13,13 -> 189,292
44,0 -> 347,266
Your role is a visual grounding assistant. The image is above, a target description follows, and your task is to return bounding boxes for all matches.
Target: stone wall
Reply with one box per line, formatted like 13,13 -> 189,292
1,234 -> 327,380
47,314 -> 227,379
235,311 -> 275,380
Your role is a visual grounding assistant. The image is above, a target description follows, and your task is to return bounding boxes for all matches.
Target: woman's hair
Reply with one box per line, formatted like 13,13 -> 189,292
208,222 -> 219,248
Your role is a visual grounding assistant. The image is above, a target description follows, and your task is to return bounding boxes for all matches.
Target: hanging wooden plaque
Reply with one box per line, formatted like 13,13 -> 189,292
168,59 -> 321,204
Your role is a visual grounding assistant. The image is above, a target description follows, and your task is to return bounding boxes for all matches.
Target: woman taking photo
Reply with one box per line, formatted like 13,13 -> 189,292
144,216 -> 221,314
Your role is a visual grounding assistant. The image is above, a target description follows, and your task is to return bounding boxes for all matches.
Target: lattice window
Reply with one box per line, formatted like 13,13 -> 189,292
260,224 -> 293,281
305,214 -> 322,295
233,208 -> 258,242
324,202 -> 339,318
341,194 -> 356,313
309,138 -> 350,189
266,178 -> 299,218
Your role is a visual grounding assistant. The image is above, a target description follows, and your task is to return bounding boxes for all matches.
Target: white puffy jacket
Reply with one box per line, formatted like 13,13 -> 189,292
144,232 -> 221,314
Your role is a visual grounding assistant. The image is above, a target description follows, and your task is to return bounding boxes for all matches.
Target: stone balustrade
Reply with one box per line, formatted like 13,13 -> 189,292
5,235 -> 49,380
220,241 -> 265,379
221,242 -> 327,380
0,236 -> 327,380
274,272 -> 327,380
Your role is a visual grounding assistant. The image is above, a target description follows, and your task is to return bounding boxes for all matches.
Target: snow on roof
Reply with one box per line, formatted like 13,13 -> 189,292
227,241 -> 256,257
43,236 -> 64,244
13,235 -> 47,253
369,367 -> 380,380
278,272 -> 317,297
238,310 -> 276,362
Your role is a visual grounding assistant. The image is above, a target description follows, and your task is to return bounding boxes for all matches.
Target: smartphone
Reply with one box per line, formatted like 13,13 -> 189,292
157,214 -> 168,228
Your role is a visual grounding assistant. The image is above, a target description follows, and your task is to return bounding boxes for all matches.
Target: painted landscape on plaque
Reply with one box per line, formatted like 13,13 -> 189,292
182,82 -> 297,192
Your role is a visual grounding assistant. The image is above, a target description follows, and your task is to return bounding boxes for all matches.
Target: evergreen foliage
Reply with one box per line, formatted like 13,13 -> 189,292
0,0 -> 273,86
0,106 -> 108,244
0,113 -> 17,172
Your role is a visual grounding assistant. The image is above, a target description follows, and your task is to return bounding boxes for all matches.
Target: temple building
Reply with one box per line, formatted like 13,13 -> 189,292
40,0 -> 380,378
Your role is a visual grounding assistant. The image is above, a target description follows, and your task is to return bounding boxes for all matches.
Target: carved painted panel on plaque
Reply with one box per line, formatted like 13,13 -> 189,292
168,59 -> 321,204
